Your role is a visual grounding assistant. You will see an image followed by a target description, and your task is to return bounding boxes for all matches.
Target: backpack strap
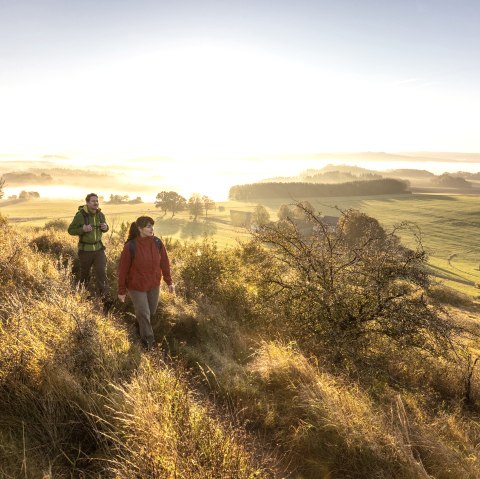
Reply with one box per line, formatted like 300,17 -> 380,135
81,209 -> 105,225
128,239 -> 135,259
127,236 -> 163,260
154,236 -> 164,252
80,209 -> 89,225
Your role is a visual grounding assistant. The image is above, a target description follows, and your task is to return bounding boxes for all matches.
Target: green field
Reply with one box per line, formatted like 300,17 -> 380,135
2,193 -> 480,296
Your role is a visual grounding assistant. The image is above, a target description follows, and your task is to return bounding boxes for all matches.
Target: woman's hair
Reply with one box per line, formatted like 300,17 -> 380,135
127,216 -> 155,242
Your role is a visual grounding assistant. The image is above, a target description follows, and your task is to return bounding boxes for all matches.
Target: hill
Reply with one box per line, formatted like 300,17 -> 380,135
229,178 -> 410,200
2,208 -> 480,477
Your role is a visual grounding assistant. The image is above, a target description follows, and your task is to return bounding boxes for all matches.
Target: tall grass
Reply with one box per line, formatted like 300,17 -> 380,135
0,219 -> 277,478
106,357 -> 275,478
2,214 -> 480,478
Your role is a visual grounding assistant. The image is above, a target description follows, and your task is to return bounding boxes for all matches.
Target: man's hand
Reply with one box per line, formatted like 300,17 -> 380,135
118,294 -> 126,303
100,223 -> 108,231
82,224 -> 93,232
167,284 -> 175,294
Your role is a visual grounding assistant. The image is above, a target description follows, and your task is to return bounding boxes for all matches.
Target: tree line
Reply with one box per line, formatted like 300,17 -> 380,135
229,178 -> 410,200
155,191 -> 215,220
107,194 -> 143,204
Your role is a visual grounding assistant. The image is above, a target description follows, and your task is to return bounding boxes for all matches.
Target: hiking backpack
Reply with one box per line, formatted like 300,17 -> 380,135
80,209 -> 106,226
128,236 -> 164,260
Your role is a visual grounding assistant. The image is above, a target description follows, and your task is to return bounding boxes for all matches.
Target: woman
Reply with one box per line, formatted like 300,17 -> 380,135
118,216 -> 175,349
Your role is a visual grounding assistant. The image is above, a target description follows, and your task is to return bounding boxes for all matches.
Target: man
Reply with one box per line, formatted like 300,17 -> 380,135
68,193 -> 110,304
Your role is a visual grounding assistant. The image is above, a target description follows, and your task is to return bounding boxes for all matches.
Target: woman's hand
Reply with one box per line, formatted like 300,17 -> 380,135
118,294 -> 126,303
167,284 -> 175,294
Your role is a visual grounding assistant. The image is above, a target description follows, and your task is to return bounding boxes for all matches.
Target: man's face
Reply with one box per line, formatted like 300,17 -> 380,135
87,196 -> 99,211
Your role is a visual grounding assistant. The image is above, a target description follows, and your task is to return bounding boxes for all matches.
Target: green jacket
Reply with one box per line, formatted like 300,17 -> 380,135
68,205 -> 109,251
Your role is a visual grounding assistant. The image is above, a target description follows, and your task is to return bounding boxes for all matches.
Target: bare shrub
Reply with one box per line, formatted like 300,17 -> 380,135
44,218 -> 69,231
248,204 -> 460,363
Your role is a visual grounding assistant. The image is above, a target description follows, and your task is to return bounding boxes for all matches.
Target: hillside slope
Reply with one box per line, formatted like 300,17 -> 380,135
1,212 -> 480,478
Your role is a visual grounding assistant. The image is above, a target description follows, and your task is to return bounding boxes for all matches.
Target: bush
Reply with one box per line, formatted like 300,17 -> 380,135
248,204 -> 459,363
29,230 -> 80,278
175,240 -> 255,324
44,218 -> 69,231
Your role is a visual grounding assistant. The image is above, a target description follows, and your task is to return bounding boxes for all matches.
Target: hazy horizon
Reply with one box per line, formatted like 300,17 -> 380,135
2,1 -> 480,200
2,150 -> 480,202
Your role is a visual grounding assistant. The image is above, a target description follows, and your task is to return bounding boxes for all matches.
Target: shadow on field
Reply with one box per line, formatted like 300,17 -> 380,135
428,264 -> 475,285
180,220 -> 217,239
409,193 -> 458,201
154,217 -> 187,235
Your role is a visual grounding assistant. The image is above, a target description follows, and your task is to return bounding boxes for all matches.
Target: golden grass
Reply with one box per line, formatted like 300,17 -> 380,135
3,213 -> 480,478
106,357 -> 274,479
0,218 -> 276,478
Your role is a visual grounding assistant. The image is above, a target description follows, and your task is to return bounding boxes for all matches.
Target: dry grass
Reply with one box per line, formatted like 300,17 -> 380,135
217,342 -> 480,478
0,219 -> 277,478
3,214 -> 480,478
105,356 -> 275,479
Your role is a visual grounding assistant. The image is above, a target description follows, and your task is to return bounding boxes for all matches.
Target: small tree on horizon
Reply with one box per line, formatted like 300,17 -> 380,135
155,191 -> 170,216
252,205 -> 270,226
155,191 -> 187,217
109,194 -> 130,204
188,194 -> 203,221
0,177 -> 4,200
202,195 -> 216,218
278,204 -> 292,221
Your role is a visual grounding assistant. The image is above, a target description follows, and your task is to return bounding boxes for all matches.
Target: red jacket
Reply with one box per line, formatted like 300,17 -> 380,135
118,236 -> 172,295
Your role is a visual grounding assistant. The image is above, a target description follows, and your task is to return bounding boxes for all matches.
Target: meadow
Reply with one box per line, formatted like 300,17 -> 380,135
2,192 -> 480,297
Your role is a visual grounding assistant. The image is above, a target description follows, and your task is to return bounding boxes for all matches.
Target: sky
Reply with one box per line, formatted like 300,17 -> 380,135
1,0 -> 480,161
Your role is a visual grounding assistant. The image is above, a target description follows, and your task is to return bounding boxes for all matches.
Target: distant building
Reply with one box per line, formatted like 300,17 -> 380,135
230,210 -> 253,228
312,215 -> 339,234
321,215 -> 339,229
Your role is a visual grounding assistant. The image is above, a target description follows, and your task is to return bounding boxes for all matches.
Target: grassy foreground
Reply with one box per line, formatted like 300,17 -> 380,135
0,219 -> 275,478
2,207 -> 480,478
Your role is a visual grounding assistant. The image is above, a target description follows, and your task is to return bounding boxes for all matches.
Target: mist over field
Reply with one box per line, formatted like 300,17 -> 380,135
2,151 -> 480,202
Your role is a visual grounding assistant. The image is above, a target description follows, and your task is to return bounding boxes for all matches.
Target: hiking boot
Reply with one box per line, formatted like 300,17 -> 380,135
142,340 -> 156,352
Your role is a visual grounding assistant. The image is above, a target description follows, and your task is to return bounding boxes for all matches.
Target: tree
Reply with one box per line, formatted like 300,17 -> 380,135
431,173 -> 472,188
188,194 -> 203,221
278,202 -> 313,222
337,209 -> 386,246
155,191 -> 170,216
248,203 -> 456,362
169,192 -> 187,217
252,205 -> 270,226
297,200 -> 315,216
0,177 -> 4,200
109,194 -> 130,204
155,191 -> 186,217
278,204 -> 292,221
19,190 -> 39,199
202,195 -> 216,218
